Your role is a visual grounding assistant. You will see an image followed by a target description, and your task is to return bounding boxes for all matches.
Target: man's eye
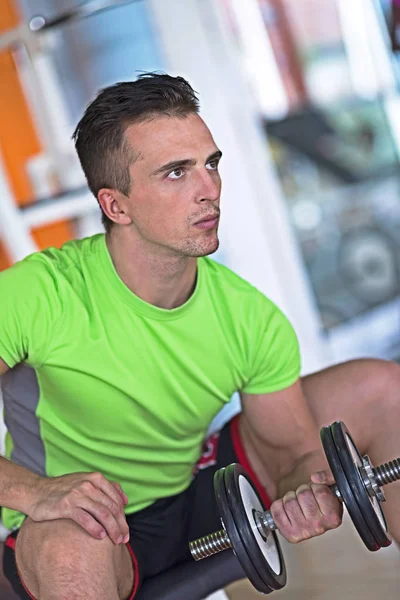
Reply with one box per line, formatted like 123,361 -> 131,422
167,168 -> 185,180
206,161 -> 219,171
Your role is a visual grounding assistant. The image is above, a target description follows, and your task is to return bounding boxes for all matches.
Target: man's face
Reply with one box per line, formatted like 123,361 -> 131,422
120,113 -> 222,258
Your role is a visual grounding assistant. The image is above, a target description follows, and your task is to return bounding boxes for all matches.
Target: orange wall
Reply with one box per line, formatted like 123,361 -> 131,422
0,0 -> 74,269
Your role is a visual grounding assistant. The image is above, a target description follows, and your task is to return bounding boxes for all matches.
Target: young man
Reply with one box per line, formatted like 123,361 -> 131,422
0,73 -> 399,600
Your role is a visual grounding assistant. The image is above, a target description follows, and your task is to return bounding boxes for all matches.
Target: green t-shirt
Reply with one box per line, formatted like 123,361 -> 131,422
0,234 -> 300,529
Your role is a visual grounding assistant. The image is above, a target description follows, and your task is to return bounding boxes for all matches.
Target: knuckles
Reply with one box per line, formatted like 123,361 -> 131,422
89,472 -> 104,484
326,512 -> 343,529
79,480 -> 95,494
270,482 -> 343,543
312,483 -> 333,501
97,506 -> 111,520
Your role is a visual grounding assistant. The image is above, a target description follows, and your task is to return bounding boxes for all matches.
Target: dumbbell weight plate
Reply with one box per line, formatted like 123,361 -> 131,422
330,421 -> 391,549
223,464 -> 287,592
320,425 -> 380,551
214,467 -> 274,594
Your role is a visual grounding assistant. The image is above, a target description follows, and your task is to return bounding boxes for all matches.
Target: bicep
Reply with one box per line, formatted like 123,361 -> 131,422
240,380 -> 320,462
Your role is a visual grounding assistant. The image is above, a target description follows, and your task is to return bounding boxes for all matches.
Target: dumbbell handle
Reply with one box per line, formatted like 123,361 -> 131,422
261,483 -> 341,532
238,455 -> 400,534
190,484 -> 341,560
190,457 -> 400,561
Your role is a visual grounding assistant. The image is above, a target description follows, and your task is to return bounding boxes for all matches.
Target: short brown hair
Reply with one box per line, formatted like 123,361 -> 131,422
72,72 -> 200,231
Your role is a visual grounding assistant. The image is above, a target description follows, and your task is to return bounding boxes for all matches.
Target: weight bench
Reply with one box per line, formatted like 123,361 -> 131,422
135,551 -> 245,600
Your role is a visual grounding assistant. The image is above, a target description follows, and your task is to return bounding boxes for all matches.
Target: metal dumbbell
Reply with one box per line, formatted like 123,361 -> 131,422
189,421 -> 400,595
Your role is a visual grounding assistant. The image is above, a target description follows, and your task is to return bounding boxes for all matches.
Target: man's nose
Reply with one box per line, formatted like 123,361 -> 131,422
195,170 -> 221,203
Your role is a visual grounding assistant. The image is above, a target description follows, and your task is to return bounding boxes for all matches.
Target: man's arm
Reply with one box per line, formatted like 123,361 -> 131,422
0,357 -> 9,376
0,357 -> 129,543
0,356 -> 44,513
239,380 -> 342,542
239,380 -> 328,497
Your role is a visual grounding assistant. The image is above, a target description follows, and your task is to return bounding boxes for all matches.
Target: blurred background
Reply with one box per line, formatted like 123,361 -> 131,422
1,0 -> 400,598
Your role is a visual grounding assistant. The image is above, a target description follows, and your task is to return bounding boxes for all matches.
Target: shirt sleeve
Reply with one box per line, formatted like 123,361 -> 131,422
242,290 -> 301,395
0,255 -> 63,369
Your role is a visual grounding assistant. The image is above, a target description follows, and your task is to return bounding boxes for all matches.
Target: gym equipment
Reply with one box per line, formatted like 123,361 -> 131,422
29,0 -> 138,32
338,227 -> 399,306
135,551 -> 245,600
0,0 -> 139,263
189,421 -> 400,594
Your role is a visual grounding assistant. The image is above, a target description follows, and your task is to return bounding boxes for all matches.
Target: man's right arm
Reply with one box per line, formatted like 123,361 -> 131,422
0,356 -> 44,515
0,357 -> 129,544
0,265 -> 129,544
0,456 -> 130,543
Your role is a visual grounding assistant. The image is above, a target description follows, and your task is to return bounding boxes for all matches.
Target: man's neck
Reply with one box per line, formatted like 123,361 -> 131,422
105,229 -> 198,310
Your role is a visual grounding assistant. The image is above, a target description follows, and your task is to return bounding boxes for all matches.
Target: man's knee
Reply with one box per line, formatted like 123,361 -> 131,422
338,358 -> 400,412
16,517 -> 130,598
367,358 -> 400,401
302,358 -> 400,448
359,359 -> 400,430
304,357 -> 400,407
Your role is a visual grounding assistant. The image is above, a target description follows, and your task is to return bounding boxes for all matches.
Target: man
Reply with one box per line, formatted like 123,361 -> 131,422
0,73 -> 399,600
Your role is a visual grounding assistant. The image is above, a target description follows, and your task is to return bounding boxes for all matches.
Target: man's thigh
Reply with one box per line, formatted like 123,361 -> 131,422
3,517 -> 134,600
300,358 -> 400,454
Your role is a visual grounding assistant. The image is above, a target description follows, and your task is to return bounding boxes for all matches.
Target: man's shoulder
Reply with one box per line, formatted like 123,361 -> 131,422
200,257 -> 272,316
33,234 -> 103,270
6,234 -> 102,275
200,257 -> 257,295
0,234 -> 104,297
200,257 -> 287,320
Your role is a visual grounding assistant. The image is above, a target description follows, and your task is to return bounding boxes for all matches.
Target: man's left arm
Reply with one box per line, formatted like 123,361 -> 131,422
239,380 -> 343,543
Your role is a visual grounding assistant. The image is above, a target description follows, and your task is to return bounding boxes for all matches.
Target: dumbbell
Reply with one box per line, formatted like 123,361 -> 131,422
189,421 -> 400,595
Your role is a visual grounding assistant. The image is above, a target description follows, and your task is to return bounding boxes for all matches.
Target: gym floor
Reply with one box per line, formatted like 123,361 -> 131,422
226,513 -> 400,599
1,515 -> 399,599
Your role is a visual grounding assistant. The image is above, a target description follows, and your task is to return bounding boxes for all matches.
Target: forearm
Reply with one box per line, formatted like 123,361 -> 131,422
0,456 -> 42,514
276,449 -> 329,497
239,414 -> 328,500
239,379 -> 339,500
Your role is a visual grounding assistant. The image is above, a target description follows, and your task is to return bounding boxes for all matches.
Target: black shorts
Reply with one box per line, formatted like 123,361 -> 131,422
3,415 -> 270,599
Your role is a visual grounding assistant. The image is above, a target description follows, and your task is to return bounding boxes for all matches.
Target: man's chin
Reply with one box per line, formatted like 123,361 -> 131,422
194,238 -> 219,258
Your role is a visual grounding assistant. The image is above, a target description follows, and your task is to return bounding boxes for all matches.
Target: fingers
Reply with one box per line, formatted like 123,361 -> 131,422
89,473 -> 127,509
71,507 -> 108,540
88,474 -> 130,542
62,475 -> 129,544
111,481 -> 129,506
67,486 -> 129,544
29,472 -> 131,544
270,483 -> 342,543
311,470 -> 335,485
311,483 -> 343,525
296,484 -> 321,522
270,492 -> 303,539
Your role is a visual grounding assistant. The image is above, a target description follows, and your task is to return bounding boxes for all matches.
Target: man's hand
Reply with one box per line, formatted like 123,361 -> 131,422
270,474 -> 343,543
26,472 -> 130,544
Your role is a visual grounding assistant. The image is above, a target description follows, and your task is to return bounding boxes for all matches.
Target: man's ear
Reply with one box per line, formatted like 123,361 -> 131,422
98,188 -> 132,226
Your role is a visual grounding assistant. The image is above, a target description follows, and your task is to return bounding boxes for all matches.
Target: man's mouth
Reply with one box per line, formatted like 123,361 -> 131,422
193,214 -> 220,230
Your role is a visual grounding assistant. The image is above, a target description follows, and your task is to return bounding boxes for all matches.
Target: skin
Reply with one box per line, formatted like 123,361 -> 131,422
100,113 -> 222,310
2,112 -> 400,598
0,113 -> 225,600
98,112 -> 343,543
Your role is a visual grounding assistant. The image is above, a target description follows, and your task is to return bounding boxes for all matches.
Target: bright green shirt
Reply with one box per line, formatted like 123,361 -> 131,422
0,234 -> 300,529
